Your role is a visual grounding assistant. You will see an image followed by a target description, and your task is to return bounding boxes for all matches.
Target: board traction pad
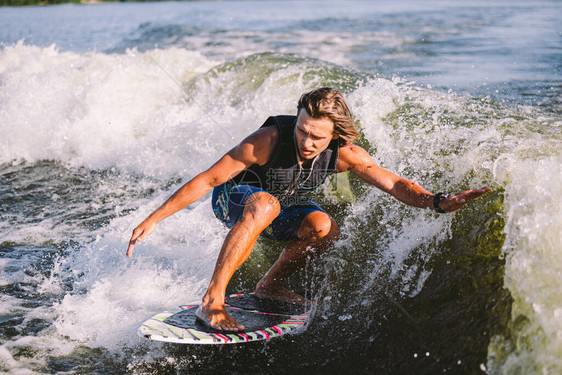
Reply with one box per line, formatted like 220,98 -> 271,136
138,293 -> 309,345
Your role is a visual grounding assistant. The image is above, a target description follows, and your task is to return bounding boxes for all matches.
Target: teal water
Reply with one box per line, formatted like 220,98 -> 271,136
0,1 -> 561,374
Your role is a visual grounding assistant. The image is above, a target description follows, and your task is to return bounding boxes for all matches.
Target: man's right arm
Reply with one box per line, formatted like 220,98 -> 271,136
126,126 -> 277,257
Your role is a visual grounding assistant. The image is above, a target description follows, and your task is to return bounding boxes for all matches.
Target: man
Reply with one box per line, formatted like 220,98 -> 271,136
127,87 -> 489,332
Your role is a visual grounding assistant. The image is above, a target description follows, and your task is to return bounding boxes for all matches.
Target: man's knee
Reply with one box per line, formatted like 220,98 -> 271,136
299,211 -> 338,242
242,192 -> 281,227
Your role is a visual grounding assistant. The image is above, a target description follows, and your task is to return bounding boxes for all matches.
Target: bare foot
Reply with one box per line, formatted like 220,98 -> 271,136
196,304 -> 245,332
254,285 -> 311,306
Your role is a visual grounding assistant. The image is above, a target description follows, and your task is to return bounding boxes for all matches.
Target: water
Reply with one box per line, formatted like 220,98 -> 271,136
0,1 -> 560,373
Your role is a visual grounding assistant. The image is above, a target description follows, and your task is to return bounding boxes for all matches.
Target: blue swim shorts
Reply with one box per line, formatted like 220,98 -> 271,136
211,182 -> 325,242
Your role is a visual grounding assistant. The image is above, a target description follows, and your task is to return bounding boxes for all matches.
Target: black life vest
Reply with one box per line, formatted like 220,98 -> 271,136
231,115 -> 340,204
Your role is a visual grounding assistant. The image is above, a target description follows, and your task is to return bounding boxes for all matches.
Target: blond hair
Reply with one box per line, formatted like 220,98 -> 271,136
297,87 -> 359,145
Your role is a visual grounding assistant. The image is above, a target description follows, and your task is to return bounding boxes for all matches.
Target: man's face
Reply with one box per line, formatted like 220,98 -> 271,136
294,109 -> 338,160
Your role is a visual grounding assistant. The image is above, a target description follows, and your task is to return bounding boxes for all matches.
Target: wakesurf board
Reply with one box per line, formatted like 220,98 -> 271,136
138,293 -> 310,345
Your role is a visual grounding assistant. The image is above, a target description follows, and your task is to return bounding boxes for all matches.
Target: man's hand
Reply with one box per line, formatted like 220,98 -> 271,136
126,220 -> 157,258
438,186 -> 491,213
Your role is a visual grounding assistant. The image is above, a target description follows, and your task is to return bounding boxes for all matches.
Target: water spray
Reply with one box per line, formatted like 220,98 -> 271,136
148,55 -> 235,142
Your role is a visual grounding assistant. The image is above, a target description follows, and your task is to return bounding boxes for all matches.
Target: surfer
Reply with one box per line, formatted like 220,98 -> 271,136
127,87 -> 490,332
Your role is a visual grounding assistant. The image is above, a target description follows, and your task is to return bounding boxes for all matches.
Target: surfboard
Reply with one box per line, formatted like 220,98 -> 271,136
138,293 -> 310,344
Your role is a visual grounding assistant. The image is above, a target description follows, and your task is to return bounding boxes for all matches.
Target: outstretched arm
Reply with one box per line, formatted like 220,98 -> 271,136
126,126 -> 277,257
337,144 -> 490,211
126,156 -> 241,258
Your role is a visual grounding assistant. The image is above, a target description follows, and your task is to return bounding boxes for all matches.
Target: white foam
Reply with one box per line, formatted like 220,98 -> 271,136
0,43 -> 219,175
489,155 -> 562,373
49,201 -> 226,349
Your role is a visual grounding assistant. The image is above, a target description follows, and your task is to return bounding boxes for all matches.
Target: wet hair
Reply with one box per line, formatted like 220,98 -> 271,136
297,87 -> 359,145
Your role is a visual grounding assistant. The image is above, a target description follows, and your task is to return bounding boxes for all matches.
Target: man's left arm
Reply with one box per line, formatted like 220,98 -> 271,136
337,145 -> 490,213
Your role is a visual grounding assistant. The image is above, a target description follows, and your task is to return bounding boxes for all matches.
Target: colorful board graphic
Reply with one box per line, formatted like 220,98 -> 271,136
138,294 -> 309,344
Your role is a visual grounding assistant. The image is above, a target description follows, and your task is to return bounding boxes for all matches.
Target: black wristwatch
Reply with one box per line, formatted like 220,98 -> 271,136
433,192 -> 451,213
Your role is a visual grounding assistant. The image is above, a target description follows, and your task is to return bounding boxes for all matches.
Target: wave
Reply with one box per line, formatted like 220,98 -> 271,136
1,43 -> 561,373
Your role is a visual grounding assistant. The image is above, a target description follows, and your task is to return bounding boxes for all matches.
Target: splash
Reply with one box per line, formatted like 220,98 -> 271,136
1,41 -> 561,373
488,155 -> 562,374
